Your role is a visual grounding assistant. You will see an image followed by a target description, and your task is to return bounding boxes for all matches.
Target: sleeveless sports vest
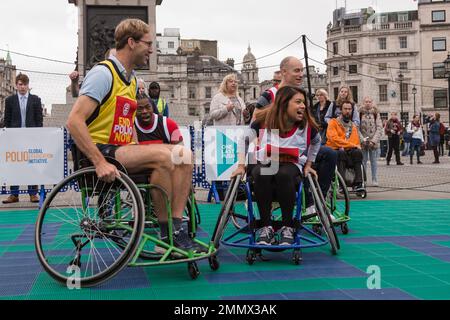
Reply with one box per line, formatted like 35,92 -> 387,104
135,114 -> 171,145
87,59 -> 137,146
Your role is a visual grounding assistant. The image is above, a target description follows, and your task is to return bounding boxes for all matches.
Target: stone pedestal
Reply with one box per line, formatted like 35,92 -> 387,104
44,0 -> 163,129
69,0 -> 162,82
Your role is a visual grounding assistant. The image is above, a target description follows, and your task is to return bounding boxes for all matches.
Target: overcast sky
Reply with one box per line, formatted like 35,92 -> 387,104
0,0 -> 417,109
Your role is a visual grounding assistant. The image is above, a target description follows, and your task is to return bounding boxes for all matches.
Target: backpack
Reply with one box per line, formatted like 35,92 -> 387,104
439,123 -> 446,136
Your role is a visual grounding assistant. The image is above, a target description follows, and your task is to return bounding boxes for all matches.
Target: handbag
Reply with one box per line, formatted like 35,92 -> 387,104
420,144 -> 425,156
403,131 -> 413,143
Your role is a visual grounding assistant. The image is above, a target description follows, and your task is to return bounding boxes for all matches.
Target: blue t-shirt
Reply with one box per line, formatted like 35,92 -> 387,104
79,55 -> 137,104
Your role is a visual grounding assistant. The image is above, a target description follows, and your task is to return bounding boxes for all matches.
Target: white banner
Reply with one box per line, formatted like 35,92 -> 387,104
0,128 -> 65,186
179,127 -> 191,151
204,126 -> 248,182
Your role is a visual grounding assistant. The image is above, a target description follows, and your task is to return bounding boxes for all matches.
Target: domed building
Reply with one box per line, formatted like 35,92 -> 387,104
239,45 -> 260,103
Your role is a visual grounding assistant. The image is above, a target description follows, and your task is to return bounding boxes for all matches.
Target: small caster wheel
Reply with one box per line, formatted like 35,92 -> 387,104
246,249 -> 256,265
341,223 -> 349,235
360,190 -> 367,199
208,256 -> 220,271
293,250 -> 302,265
188,262 -> 200,280
313,225 -> 322,235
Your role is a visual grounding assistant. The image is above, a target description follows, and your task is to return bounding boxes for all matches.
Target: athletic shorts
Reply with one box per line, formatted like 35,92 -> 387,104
96,144 -> 121,159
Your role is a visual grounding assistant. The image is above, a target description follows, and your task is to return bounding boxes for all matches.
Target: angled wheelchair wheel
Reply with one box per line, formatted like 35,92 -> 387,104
211,176 -> 241,249
328,171 -> 350,218
35,168 -> 145,288
308,175 -> 340,255
230,183 -> 249,230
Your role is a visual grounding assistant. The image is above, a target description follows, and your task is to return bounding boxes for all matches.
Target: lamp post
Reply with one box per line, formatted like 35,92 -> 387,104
444,54 -> 450,124
398,73 -> 405,127
412,86 -> 417,117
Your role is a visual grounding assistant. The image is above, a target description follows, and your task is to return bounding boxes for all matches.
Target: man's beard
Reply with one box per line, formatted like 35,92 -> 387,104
343,115 -> 351,123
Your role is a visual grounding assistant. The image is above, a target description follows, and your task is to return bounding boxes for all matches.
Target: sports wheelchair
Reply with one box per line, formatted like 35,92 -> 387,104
211,171 -> 340,266
34,146 -> 218,288
304,170 -> 351,235
340,163 -> 367,199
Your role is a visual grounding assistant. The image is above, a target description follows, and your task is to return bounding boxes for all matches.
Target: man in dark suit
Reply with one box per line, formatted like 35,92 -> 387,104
2,73 -> 43,204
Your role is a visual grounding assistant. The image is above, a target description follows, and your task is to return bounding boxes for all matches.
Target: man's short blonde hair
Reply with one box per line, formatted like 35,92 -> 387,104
115,19 -> 151,50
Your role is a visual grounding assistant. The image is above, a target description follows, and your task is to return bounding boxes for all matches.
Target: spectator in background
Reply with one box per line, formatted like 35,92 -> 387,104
429,113 -> 442,164
209,74 -> 245,126
137,78 -> 146,95
69,48 -> 117,98
272,70 -> 282,87
148,82 -> 169,117
326,100 -> 365,192
406,115 -> 424,165
359,97 -> 382,186
384,112 -> 404,166
439,120 -> 446,157
325,85 -> 360,127
2,73 -> 43,204
134,92 -> 183,145
311,88 -> 331,144
69,70 -> 81,98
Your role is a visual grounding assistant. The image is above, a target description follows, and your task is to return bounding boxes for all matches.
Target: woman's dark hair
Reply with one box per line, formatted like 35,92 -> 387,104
255,86 -> 318,132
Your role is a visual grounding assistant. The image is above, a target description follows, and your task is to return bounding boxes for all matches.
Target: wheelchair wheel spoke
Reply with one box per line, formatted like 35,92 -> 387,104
36,167 -> 144,287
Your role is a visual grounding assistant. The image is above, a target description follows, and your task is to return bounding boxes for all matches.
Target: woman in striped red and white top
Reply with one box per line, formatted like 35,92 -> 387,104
232,86 -> 321,246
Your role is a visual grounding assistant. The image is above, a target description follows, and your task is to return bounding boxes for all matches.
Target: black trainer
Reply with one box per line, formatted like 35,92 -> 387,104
278,227 -> 295,246
155,228 -> 194,256
255,226 -> 275,245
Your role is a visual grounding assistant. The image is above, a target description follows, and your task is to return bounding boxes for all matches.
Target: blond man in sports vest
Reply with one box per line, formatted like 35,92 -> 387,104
67,19 -> 198,252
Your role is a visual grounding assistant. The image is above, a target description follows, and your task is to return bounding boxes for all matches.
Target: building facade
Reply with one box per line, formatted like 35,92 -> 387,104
156,28 -> 181,55
0,52 -> 16,127
155,50 -> 236,125
418,0 -> 450,121
326,6 -> 421,123
239,46 -> 261,103
180,39 -> 218,58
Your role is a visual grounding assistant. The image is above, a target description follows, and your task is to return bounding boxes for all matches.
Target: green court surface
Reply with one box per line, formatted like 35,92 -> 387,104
1,199 -> 450,300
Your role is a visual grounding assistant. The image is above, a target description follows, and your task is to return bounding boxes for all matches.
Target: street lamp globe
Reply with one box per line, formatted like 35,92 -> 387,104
412,86 -> 417,95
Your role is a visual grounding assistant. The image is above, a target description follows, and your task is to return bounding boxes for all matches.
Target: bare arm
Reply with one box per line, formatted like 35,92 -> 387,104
66,95 -> 119,182
69,71 -> 80,98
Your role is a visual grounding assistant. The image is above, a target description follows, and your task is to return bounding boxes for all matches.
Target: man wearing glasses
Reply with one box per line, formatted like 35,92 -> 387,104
67,19 -> 198,252
272,71 -> 282,87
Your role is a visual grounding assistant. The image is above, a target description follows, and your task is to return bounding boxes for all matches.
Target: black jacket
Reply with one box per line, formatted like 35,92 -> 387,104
4,94 -> 43,128
311,100 -> 331,132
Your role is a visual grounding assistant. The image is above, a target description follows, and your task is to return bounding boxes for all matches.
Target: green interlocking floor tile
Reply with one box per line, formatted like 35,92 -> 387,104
389,256 -> 447,266
1,200 -> 450,300
90,288 -> 158,300
322,277 -> 377,289
382,275 -> 448,289
404,286 -> 450,300
0,228 -> 24,242
434,241 -> 450,248
0,296 -> 28,301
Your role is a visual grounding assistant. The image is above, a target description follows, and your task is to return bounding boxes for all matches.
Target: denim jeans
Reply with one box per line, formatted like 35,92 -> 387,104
362,148 -> 378,182
410,138 -> 422,161
402,142 -> 410,156
10,185 -> 38,197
